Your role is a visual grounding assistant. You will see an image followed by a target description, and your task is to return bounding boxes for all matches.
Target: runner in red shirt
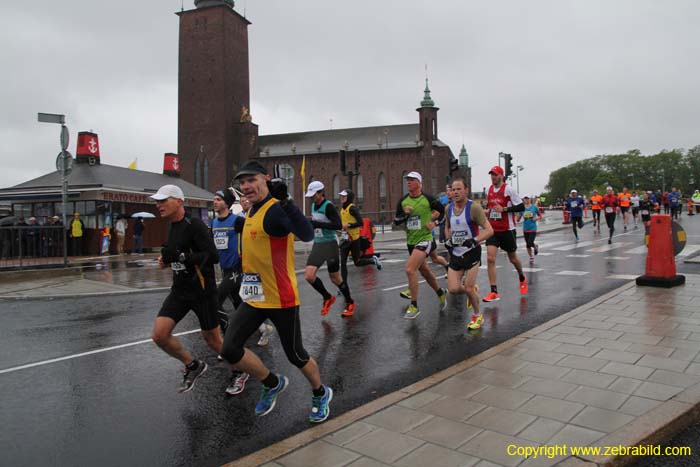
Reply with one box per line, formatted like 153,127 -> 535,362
601,186 -> 619,245
482,166 -> 527,302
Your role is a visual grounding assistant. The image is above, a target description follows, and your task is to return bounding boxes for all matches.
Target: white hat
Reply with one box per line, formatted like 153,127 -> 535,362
150,184 -> 185,201
570,189 -> 577,193
404,171 -> 422,183
338,190 -> 348,196
305,180 -> 325,197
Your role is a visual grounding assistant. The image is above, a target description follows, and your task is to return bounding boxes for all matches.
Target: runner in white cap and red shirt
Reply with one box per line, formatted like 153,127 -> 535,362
483,166 -> 528,302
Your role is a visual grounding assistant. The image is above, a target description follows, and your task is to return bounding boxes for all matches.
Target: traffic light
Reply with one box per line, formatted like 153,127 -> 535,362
504,153 -> 513,178
339,150 -> 346,174
449,157 -> 459,173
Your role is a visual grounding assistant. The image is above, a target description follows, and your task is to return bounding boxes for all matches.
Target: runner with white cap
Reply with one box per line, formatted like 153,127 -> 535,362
304,181 -> 356,317
150,184 -> 228,393
394,171 -> 447,319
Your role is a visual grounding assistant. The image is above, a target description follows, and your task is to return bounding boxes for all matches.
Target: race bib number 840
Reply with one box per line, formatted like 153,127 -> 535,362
239,273 -> 265,302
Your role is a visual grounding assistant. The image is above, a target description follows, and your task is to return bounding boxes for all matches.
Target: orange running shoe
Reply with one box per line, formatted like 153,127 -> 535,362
482,291 -> 500,302
520,277 -> 528,295
320,295 -> 336,315
341,303 -> 356,317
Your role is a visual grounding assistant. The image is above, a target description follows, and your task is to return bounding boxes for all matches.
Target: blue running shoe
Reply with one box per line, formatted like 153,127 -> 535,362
255,375 -> 288,417
309,385 -> 333,423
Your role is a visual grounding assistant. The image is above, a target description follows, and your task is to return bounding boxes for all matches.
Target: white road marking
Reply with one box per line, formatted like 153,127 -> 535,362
678,244 -> 700,257
625,245 -> 648,255
566,254 -> 591,258
480,265 -> 502,270
0,329 -> 202,375
605,256 -> 630,260
521,268 -> 543,272
606,274 -> 639,280
587,242 -> 631,253
556,270 -> 589,276
534,252 -> 555,256
552,241 -> 595,251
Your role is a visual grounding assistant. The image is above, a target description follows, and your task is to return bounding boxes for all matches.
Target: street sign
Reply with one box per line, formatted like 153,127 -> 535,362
38,113 -> 65,124
55,150 -> 73,175
672,220 -> 686,256
60,125 -> 69,151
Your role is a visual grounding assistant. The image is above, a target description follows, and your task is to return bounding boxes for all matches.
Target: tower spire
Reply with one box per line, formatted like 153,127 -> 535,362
420,72 -> 435,108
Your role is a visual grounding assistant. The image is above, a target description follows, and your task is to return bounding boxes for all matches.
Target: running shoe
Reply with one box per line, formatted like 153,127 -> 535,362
403,303 -> 420,319
438,288 -> 448,310
257,324 -> 274,347
534,244 -> 539,255
467,314 -> 484,330
608,239 -> 612,244
482,291 -> 501,302
309,385 -> 333,423
373,256 -> 382,271
520,277 -> 528,295
574,233 -> 579,241
179,360 -> 207,393
320,295 -> 336,316
624,225 -> 627,232
399,289 -> 412,300
225,371 -> 250,396
255,375 -> 289,417
341,303 -> 356,317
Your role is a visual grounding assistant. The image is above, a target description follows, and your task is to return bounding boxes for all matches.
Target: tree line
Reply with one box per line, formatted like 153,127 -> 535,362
542,146 -> 700,201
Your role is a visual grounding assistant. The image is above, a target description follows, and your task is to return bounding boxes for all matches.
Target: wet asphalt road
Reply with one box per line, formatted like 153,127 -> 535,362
2,219 -> 700,467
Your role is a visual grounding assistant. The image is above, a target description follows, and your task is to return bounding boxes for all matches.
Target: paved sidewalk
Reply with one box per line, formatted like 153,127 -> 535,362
230,275 -> 700,467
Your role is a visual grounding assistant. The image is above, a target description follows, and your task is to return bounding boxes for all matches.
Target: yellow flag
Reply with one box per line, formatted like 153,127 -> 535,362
300,155 -> 306,184
128,158 -> 137,170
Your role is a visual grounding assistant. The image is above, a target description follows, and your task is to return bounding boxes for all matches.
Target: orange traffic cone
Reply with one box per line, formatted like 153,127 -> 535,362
636,215 -> 685,287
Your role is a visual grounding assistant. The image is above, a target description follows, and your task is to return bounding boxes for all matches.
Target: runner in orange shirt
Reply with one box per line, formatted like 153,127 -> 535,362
589,189 -> 603,233
619,187 -> 632,232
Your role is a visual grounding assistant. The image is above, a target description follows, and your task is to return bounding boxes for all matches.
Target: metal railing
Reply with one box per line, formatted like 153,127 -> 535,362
0,225 -> 66,269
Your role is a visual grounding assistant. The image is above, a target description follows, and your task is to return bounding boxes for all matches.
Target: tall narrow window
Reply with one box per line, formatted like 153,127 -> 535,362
194,157 -> 201,188
356,174 -> 364,201
333,175 -> 340,203
279,164 -> 294,200
401,171 -> 408,195
202,157 -> 209,189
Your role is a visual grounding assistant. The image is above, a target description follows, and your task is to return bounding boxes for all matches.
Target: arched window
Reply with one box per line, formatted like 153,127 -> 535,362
357,174 -> 364,201
202,157 -> 209,189
333,175 -> 340,203
401,171 -> 408,195
278,163 -> 294,199
379,172 -> 387,199
194,156 -> 201,188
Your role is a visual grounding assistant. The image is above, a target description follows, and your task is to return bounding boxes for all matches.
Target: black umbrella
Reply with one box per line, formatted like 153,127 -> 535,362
0,216 -> 18,226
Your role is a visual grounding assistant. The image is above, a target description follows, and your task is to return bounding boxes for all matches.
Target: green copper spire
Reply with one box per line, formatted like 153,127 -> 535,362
420,77 -> 435,107
459,144 -> 469,167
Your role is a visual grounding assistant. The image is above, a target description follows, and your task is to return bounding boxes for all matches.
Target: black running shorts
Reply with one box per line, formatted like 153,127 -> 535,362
407,239 -> 437,256
448,245 -> 481,271
158,289 -> 219,331
306,241 -> 340,273
485,230 -> 518,253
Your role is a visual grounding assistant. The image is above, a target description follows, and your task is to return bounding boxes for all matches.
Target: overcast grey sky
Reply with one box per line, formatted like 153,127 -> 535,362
1,0 -> 698,196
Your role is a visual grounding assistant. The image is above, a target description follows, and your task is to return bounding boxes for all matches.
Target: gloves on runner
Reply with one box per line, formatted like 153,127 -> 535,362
160,246 -> 180,264
445,237 -> 477,249
268,178 -> 292,207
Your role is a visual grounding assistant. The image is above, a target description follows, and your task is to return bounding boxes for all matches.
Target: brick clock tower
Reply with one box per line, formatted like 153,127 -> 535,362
177,0 -> 258,193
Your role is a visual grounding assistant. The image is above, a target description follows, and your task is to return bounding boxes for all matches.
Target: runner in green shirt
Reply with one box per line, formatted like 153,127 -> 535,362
394,171 -> 447,319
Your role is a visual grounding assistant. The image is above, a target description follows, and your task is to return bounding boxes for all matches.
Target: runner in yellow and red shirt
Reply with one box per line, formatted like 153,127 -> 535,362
589,190 -> 603,233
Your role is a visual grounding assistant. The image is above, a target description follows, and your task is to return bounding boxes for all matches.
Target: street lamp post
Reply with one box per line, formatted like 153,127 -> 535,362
516,165 -> 524,194
38,112 -> 71,266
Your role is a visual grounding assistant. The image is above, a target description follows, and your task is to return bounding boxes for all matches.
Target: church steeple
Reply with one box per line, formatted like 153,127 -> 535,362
459,144 -> 469,167
417,78 -> 439,145
420,77 -> 435,108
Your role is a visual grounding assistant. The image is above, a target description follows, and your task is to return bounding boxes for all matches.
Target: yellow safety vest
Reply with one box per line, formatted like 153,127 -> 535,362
340,203 -> 361,241
71,219 -> 83,238
241,198 -> 299,308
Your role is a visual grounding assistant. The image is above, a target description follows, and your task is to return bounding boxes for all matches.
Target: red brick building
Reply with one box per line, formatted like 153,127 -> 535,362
177,0 -> 471,219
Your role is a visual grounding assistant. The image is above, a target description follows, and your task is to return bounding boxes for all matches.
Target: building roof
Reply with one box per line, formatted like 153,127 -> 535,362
258,123 -> 448,158
0,162 -> 214,201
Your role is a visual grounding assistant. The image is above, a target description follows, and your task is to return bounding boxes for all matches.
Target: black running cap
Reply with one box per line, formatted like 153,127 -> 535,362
234,160 -> 268,179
